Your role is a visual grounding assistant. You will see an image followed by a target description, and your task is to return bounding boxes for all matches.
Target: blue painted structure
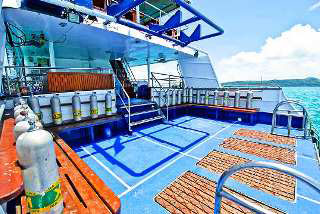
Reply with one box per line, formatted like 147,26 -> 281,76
110,0 -> 224,46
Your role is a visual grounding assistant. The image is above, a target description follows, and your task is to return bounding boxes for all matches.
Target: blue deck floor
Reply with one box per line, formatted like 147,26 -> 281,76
70,116 -> 320,213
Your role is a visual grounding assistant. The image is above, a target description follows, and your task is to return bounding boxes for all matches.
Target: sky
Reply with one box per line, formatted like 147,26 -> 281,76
188,0 -> 320,82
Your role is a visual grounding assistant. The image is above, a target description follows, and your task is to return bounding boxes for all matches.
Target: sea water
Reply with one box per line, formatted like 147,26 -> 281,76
283,87 -> 320,132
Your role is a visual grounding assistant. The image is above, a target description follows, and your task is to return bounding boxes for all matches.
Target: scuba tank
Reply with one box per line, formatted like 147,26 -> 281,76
28,94 -> 42,120
16,120 -> 63,213
246,90 -> 254,109
105,91 -> 113,115
205,90 -> 209,105
234,90 -> 241,108
223,91 -> 230,106
90,92 -> 98,119
177,90 -> 182,105
72,92 -> 82,121
213,90 -> 219,105
50,94 -> 62,125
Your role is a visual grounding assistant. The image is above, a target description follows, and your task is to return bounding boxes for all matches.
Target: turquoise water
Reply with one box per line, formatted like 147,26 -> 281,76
283,87 -> 320,131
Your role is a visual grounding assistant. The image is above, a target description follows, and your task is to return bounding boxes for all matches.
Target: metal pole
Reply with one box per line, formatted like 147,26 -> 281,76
288,111 -> 292,137
147,47 -> 151,87
136,5 -> 140,24
49,41 -> 56,72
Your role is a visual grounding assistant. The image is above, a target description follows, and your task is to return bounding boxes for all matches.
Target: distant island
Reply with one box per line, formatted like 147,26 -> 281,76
222,77 -> 320,87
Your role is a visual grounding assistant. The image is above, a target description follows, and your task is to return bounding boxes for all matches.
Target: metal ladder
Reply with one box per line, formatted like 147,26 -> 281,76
214,161 -> 320,214
271,100 -> 309,139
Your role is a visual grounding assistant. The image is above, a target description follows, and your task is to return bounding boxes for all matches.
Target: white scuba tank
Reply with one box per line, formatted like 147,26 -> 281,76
171,90 -> 176,106
213,90 -> 219,105
90,92 -> 98,119
72,92 -> 82,121
234,90 -> 241,108
177,90 -> 182,105
28,94 -> 42,120
16,123 -> 63,213
205,90 -> 209,105
189,88 -> 193,103
223,91 -> 229,106
14,105 -> 30,118
50,94 -> 62,125
105,91 -> 113,115
246,91 -> 254,109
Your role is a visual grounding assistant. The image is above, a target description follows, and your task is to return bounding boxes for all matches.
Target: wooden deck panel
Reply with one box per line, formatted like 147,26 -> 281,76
234,128 -> 296,146
197,151 -> 296,201
155,171 -> 284,214
220,138 -> 296,165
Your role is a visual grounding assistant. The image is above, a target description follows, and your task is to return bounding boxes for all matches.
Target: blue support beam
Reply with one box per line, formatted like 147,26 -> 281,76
157,16 -> 201,34
108,0 -> 146,18
149,10 -> 182,32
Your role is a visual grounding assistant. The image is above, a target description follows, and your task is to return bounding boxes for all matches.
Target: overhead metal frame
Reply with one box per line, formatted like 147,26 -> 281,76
108,0 -> 224,46
38,0 -> 223,46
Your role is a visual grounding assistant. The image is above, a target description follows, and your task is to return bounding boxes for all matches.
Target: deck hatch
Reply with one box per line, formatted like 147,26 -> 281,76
197,151 -> 296,201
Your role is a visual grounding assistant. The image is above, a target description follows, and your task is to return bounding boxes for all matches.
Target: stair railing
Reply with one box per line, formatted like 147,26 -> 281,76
151,72 -> 169,121
214,161 -> 320,214
114,74 -> 132,132
122,58 -> 137,84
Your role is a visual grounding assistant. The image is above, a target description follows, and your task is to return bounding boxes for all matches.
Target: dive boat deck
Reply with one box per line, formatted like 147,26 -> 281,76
58,114 -> 320,213
2,103 -> 320,213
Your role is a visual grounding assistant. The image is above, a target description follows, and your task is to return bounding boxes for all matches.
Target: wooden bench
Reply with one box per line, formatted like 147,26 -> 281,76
16,136 -> 121,214
0,119 -> 24,206
0,119 -> 121,213
190,104 -> 259,124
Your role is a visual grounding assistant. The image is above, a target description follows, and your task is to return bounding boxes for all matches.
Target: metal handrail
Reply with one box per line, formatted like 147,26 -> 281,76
214,161 -> 320,214
271,100 -> 309,138
113,74 -> 132,131
151,73 -> 169,121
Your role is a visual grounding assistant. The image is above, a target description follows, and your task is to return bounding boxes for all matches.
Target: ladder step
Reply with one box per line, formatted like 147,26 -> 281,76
130,116 -> 164,126
120,102 -> 155,109
125,109 -> 159,117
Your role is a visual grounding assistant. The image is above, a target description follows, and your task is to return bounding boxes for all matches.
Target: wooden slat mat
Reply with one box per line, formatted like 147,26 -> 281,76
155,171 -> 284,214
197,151 -> 296,201
234,129 -> 296,146
220,138 -> 296,165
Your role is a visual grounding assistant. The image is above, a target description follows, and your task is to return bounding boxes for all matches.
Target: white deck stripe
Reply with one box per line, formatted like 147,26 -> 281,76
135,133 -> 201,161
118,122 -> 237,198
298,155 -> 318,162
81,147 -> 131,189
297,194 -> 320,205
